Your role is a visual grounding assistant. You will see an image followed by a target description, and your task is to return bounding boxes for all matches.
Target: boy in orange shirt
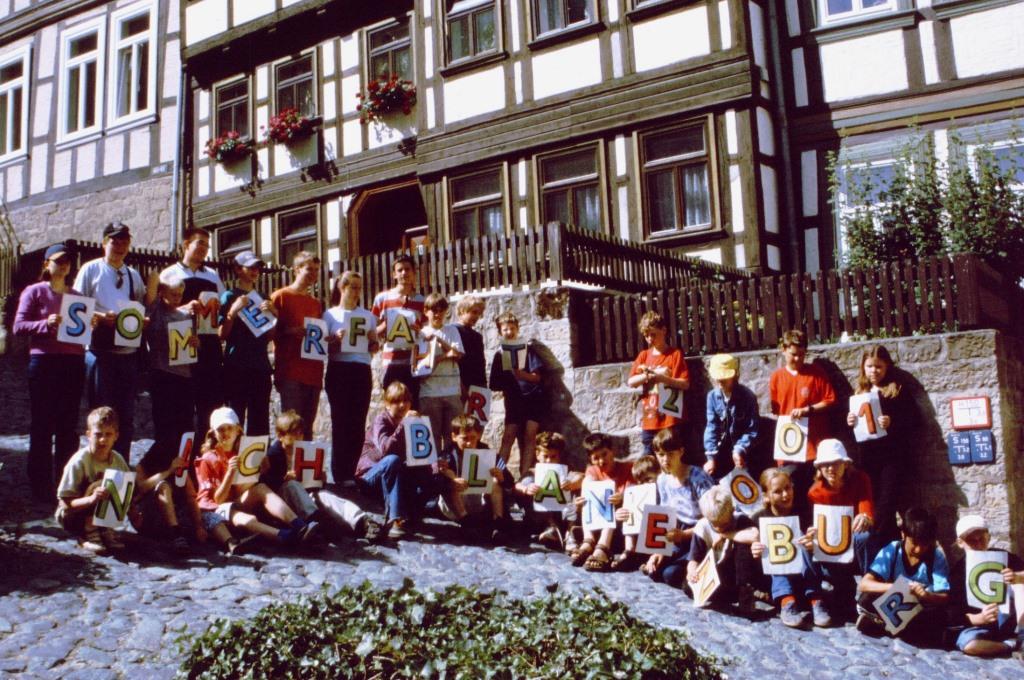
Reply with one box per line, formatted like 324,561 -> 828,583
271,251 -> 324,432
627,312 -> 690,456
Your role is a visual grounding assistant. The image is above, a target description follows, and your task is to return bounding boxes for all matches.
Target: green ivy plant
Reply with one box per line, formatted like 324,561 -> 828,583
177,579 -> 722,679
829,126 -> 1024,282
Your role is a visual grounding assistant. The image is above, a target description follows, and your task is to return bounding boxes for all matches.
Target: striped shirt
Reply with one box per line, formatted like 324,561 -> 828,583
371,289 -> 425,364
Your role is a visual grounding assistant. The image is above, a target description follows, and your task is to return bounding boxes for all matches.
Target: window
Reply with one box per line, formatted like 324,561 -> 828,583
215,222 -> 254,260
275,55 -> 316,117
0,47 -> 29,159
277,207 -> 320,267
450,169 -> 504,240
986,142 -> 1024,189
447,0 -> 498,63
539,147 -> 602,231
368,22 -> 412,81
641,125 -> 712,235
532,0 -> 594,37
60,20 -> 105,139
214,79 -> 250,139
818,0 -> 895,25
109,2 -> 156,123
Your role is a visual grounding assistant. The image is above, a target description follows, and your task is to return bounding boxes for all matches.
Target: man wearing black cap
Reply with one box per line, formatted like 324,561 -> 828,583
73,222 -> 156,457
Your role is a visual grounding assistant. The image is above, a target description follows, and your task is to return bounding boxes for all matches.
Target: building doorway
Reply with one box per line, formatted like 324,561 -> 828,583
347,180 -> 429,256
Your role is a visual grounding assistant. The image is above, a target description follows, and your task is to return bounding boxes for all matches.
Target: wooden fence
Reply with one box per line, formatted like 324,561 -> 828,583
582,254 -> 1024,365
337,222 -> 749,306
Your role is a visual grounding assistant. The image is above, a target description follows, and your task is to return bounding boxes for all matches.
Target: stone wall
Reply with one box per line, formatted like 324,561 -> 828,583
9,175 -> 174,252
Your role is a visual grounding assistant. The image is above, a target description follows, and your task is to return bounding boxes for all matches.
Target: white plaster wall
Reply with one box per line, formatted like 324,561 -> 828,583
129,128 -> 149,169
104,134 -> 125,176
632,6 -> 710,73
749,2 -> 767,71
185,0 -> 227,45
75,141 -> 96,183
801,150 -> 817,217
718,0 -> 732,49
213,158 -> 251,193
29,143 -> 47,195
32,83 -> 51,137
687,247 -> 722,264
342,120 -> 362,157
531,39 -> 601,100
950,4 -> 1024,78
729,164 -> 744,232
443,66 -> 505,124
233,0 -> 274,26
761,165 -> 778,234
791,48 -> 808,107
756,107 -> 774,156
53,150 -> 71,188
820,31 -> 908,101
804,227 -> 820,273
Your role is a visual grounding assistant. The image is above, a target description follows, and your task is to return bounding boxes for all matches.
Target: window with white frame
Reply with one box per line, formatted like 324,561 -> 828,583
539,146 -> 603,232
447,0 -> 498,63
109,2 -> 156,123
640,124 -> 713,235
60,20 -> 105,139
532,0 -> 595,37
275,54 -> 316,117
962,122 -> 1024,192
818,0 -> 895,25
368,22 -> 412,81
277,206 -> 320,267
833,149 -> 901,261
0,47 -> 29,159
450,169 -> 504,240
215,79 -> 250,139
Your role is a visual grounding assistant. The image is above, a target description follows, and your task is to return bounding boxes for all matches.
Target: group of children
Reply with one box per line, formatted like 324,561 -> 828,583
46,252 -> 1023,658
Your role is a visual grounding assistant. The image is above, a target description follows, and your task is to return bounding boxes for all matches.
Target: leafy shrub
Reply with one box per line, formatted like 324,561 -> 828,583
178,579 -> 722,679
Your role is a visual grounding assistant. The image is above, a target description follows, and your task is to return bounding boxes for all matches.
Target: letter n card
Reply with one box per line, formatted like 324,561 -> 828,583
872,577 -> 922,635
636,504 -> 676,556
581,480 -> 616,531
93,470 -> 136,529
294,441 -> 331,489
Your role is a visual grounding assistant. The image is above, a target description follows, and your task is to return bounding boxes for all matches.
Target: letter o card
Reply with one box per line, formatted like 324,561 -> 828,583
235,436 -> 268,485
174,432 -> 195,488
464,386 -> 492,424
851,392 -> 887,442
758,516 -> 803,575
403,416 -> 437,467
93,469 -> 136,529
636,504 -> 676,556
581,480 -> 616,532
114,301 -> 145,348
460,449 -> 496,496
532,463 -> 569,511
774,416 -> 809,463
873,577 -> 922,635
301,317 -> 329,362
722,468 -> 761,516
813,504 -> 854,563
622,483 -> 657,536
657,384 -> 683,419
966,550 -> 1010,613
57,294 -> 95,346
294,441 -> 331,489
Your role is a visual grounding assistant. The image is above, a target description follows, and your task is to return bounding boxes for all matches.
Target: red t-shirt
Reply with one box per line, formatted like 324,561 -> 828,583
271,287 -> 324,387
769,363 -> 836,461
629,346 -> 689,431
585,460 -> 635,493
195,447 -> 233,511
807,467 -> 874,519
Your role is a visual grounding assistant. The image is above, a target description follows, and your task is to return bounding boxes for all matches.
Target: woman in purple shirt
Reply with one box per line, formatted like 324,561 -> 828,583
14,244 -> 87,502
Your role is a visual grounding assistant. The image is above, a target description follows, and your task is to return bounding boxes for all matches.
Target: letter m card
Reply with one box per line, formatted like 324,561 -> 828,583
872,577 -> 922,635
758,516 -> 803,575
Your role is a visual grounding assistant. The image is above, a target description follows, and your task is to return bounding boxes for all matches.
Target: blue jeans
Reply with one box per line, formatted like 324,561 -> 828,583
358,454 -> 441,523
27,354 -> 85,496
771,531 -> 873,606
85,350 -> 139,456
649,537 -> 693,589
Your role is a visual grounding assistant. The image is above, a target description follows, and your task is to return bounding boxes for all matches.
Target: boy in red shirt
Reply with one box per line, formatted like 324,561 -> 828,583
271,251 -> 324,432
769,329 -> 836,502
571,433 -> 634,572
627,312 -> 690,456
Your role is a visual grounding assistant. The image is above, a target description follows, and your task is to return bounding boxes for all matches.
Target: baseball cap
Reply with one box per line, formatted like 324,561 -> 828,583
814,439 -> 851,466
234,251 -> 264,268
955,514 -> 988,539
44,243 -> 69,261
709,354 -> 738,381
209,406 -> 240,430
103,222 -> 131,239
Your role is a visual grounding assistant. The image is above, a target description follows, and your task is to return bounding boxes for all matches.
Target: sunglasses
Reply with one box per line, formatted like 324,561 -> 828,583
115,269 -> 125,289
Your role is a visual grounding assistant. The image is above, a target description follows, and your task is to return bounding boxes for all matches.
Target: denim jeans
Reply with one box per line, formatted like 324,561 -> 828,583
770,531 -> 873,607
650,536 -> 694,588
85,350 -> 139,456
27,354 -> 85,496
325,362 -> 372,482
225,363 -> 272,436
358,454 -> 441,523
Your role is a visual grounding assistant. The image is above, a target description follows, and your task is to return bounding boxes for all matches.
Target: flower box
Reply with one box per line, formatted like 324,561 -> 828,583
357,75 -> 417,125
205,131 -> 253,164
263,108 -> 321,145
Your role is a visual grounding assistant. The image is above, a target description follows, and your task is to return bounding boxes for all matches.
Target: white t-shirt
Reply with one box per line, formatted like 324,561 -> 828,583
322,306 -> 377,365
419,323 -> 465,398
73,258 -> 146,354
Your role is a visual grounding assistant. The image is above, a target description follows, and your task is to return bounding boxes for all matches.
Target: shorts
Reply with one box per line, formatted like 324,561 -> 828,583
201,503 -> 237,532
504,395 -> 547,426
55,502 -> 88,535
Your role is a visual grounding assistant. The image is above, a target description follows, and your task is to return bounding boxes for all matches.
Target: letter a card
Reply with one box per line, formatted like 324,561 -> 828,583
872,576 -> 922,635
403,416 -> 437,467
636,504 -> 676,556
385,308 -> 417,350
460,448 -> 496,496
692,552 -> 721,608
57,294 -> 95,346
581,479 -> 616,532
622,483 -> 657,536
758,516 -> 803,575
93,469 -> 136,529
532,463 -> 569,511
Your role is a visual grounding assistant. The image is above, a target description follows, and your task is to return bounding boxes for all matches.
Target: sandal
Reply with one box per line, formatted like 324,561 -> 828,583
563,527 -> 580,556
610,551 -> 636,572
584,545 -> 612,572
570,539 -> 596,567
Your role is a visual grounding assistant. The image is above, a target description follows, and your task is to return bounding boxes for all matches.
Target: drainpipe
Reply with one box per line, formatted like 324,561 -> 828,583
169,67 -> 187,249
766,0 -> 801,271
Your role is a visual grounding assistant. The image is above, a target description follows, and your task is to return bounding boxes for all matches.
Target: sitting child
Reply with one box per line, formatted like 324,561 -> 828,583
130,439 -> 204,556
686,487 -> 758,614
436,414 -> 514,542
612,455 -> 661,571
856,506 -> 950,644
515,431 -> 583,551
262,411 -> 376,542
571,433 -> 634,572
645,429 -> 715,586
195,407 -> 316,554
949,514 -> 1024,657
55,407 -> 131,553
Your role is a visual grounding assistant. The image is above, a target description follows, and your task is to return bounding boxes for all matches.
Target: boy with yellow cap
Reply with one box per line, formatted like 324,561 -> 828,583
703,353 -> 760,480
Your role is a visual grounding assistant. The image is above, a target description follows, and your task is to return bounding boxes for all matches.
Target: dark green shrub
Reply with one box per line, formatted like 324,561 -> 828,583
178,579 -> 722,679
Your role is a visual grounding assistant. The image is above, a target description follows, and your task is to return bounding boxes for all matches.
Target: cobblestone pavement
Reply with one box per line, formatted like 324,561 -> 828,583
0,434 -> 1020,680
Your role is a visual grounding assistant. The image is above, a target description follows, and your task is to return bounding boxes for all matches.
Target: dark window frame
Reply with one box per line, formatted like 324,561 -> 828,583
537,144 -> 605,233
274,53 -> 317,118
449,166 -> 507,241
367,20 -> 413,82
213,77 -> 251,140
638,120 -> 717,239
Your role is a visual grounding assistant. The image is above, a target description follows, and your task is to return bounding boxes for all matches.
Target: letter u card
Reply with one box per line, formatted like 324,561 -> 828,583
758,516 -> 803,575
93,469 -> 136,529
813,504 -> 854,563
403,416 -> 437,467
581,480 -> 616,531
294,441 -> 331,489
872,577 -> 922,635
